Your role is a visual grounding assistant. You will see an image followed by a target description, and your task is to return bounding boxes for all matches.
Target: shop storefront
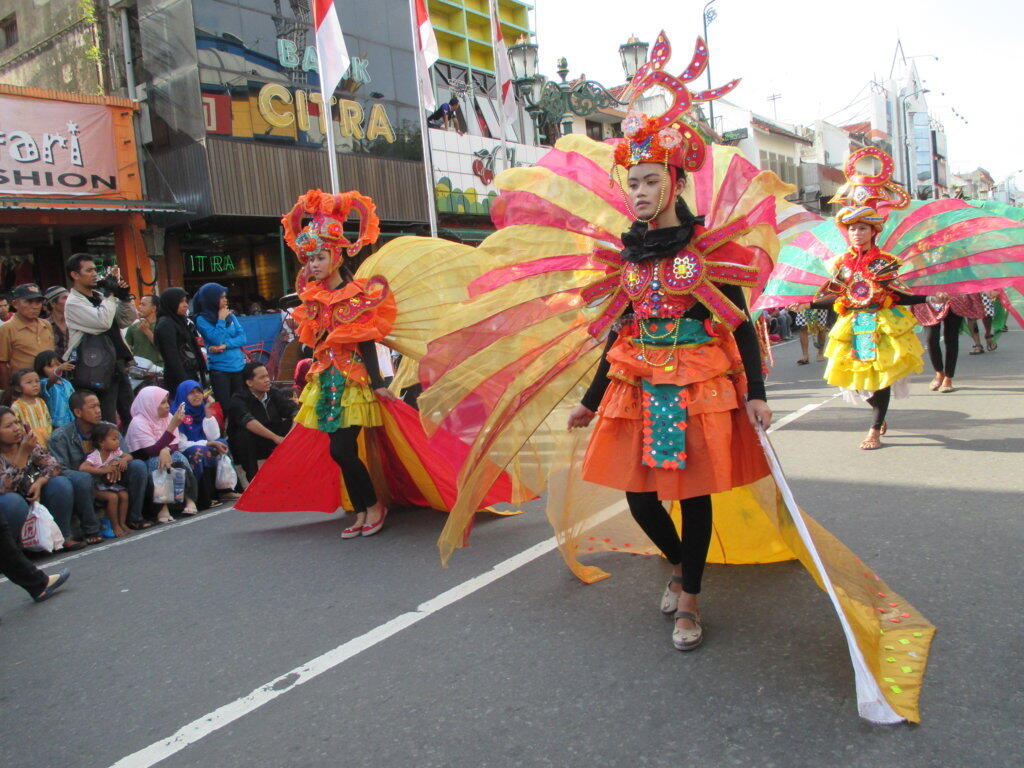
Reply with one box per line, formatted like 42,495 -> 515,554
136,0 -> 431,305
0,85 -> 174,297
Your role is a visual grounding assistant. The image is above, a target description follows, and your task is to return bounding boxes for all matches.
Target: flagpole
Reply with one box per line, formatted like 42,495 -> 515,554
490,3 -> 509,168
409,0 -> 439,237
320,86 -> 340,195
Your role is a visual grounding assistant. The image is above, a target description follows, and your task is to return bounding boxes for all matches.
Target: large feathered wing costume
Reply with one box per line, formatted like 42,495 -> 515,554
418,134 -> 790,563
753,196 -> 1024,311
409,35 -> 935,723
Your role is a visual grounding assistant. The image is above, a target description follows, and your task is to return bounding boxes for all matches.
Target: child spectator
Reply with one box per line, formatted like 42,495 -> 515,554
34,350 -> 75,429
8,368 -> 52,447
80,422 -> 130,537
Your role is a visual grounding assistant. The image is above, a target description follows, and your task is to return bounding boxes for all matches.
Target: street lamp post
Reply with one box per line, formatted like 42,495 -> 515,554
703,1 -> 718,130
508,36 -> 634,145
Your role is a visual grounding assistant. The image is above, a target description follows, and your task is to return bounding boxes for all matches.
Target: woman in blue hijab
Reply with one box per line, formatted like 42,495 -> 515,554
192,283 -> 248,408
170,379 -> 230,484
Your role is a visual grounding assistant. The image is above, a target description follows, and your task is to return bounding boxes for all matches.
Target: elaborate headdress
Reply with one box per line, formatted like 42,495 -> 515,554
612,32 -> 739,175
282,189 -> 381,273
829,147 -> 910,230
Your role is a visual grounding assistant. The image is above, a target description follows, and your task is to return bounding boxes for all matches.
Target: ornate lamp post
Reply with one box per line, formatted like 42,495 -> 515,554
619,35 -> 649,82
508,36 -> 632,145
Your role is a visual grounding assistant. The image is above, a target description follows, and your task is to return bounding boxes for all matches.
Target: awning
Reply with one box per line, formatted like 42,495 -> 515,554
0,197 -> 192,214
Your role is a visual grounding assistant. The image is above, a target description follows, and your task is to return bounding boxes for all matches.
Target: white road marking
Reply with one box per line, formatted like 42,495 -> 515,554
105,390 -> 838,768
766,392 -> 840,434
0,505 -> 235,585
108,512 -> 616,768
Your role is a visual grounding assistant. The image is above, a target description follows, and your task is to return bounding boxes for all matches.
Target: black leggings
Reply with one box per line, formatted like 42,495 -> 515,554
866,387 -> 891,430
328,426 -> 377,511
926,312 -> 962,378
626,492 -> 713,594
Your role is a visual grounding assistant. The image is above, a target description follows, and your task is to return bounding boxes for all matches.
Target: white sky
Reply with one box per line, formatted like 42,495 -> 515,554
535,0 -> 1023,182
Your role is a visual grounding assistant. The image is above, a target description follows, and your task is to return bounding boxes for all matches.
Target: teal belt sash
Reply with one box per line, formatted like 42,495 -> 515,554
634,318 -> 713,469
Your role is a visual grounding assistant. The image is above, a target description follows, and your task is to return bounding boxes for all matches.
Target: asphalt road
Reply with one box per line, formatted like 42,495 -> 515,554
2,331 -> 1021,768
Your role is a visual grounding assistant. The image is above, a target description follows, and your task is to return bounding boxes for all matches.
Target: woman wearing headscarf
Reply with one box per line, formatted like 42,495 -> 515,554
123,385 -> 200,521
170,379 -> 236,502
153,287 -> 208,397
192,283 -> 248,407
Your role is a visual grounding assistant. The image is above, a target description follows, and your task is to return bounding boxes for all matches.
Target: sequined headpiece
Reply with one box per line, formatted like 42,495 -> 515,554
612,31 -> 740,174
282,189 -> 381,267
830,148 -> 910,230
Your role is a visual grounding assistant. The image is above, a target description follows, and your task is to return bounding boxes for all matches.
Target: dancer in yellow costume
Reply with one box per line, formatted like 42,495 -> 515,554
803,148 -> 948,449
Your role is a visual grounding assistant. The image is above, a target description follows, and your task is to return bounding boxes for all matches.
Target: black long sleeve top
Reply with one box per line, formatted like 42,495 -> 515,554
357,340 -> 386,390
809,289 -> 928,310
581,283 -> 766,412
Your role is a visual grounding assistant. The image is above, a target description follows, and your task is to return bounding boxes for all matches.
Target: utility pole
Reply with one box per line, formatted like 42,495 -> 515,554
767,93 -> 781,121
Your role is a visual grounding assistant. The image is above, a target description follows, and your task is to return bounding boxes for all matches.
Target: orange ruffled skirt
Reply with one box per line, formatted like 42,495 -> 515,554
582,328 -> 769,500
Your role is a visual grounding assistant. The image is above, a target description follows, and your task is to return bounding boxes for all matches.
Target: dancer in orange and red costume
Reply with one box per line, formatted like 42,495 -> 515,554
235,190 -> 519,536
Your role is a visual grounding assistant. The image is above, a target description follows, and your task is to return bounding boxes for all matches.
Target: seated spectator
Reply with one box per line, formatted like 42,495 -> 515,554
43,286 -> 70,360
8,368 -> 52,447
0,293 -> 10,322
193,283 -> 247,406
171,379 -> 237,503
124,386 -> 200,522
50,390 -> 151,531
154,288 -> 208,397
79,422 -> 131,537
64,255 -> 137,426
0,407 -> 85,550
35,350 -> 75,429
0,283 -> 54,391
0,511 -> 70,607
227,361 -> 297,483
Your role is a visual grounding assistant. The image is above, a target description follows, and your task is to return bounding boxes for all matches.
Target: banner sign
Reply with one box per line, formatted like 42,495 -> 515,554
0,95 -> 118,196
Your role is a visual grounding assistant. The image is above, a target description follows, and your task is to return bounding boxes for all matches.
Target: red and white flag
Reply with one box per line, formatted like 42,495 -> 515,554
313,0 -> 350,105
488,0 -> 517,122
413,0 -> 439,110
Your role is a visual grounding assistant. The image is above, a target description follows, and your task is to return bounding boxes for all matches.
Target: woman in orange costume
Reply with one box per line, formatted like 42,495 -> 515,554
235,190 -> 394,536
236,190 -> 521,536
566,105 -> 772,651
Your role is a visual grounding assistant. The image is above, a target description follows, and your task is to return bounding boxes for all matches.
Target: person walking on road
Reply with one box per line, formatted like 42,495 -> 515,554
912,292 -> 986,393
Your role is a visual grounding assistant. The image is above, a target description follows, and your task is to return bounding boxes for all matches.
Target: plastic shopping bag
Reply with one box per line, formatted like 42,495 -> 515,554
215,453 -> 238,490
20,502 -> 65,552
152,469 -> 176,504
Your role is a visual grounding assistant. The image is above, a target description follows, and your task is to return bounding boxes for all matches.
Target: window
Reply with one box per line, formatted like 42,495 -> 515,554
585,120 -> 603,141
0,14 -> 17,51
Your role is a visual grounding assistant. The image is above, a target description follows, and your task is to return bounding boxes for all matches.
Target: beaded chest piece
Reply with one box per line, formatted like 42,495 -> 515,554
620,221 -> 760,329
824,248 -> 902,311
302,276 -> 391,343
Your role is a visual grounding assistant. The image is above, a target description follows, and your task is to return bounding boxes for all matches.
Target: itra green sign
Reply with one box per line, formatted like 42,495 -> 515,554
188,254 -> 235,273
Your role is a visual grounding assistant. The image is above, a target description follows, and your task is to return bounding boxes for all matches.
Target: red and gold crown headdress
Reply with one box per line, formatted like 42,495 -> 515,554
829,147 -> 910,230
282,189 -> 381,266
612,31 -> 739,174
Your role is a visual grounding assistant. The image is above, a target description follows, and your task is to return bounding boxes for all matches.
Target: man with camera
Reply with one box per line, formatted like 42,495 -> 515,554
63,254 -> 138,426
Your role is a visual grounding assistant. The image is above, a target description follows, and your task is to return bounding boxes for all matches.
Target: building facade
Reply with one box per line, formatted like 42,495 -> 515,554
138,0 -> 432,304
0,84 -> 166,297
